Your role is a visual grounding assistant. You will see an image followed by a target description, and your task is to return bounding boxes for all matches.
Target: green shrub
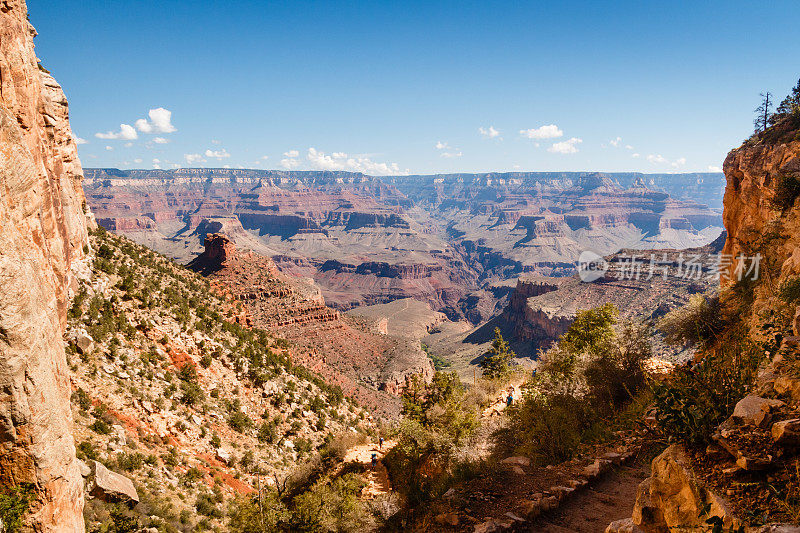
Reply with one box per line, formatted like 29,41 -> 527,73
770,173 -> 800,211
227,492 -> 289,532
659,294 -> 725,348
0,484 -> 34,533
115,452 -> 144,472
291,473 -> 370,532
495,393 -> 592,465
779,276 -> 800,304
479,328 -> 514,379
90,419 -> 112,435
653,336 -> 761,446
228,411 -> 253,433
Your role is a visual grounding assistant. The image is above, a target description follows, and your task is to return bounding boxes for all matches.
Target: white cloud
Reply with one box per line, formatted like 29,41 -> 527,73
152,158 -> 161,169
171,163 -> 181,169
670,157 -> 687,168
708,165 -> 722,172
306,148 -> 408,175
153,137 -> 169,144
185,153 -> 206,164
609,136 -> 622,147
260,155 -> 270,160
647,154 -> 668,164
205,148 -> 230,159
479,126 -> 500,138
632,153 -> 641,158
435,141 -> 451,150
280,158 -> 300,170
135,108 -> 176,134
548,137 -> 582,154
74,136 -> 88,145
105,145 -> 113,151
211,139 -> 221,145
520,124 -> 563,140
95,123 -> 138,140
441,151 -> 462,158
133,158 -> 143,164
124,142 -> 133,148
625,144 -> 634,150
283,149 -> 300,158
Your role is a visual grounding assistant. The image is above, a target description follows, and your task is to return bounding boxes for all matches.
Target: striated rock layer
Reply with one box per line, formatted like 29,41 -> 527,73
0,0 -> 89,530
189,234 -> 433,414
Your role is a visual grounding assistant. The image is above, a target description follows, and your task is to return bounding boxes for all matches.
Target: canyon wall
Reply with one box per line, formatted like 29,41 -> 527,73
0,0 -> 89,530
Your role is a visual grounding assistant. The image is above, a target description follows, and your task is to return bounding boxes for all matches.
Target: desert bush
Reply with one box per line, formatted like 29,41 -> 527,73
291,473 -> 371,532
779,276 -> 800,304
0,484 -> 34,533
227,492 -> 290,532
228,411 -> 253,433
660,293 -> 725,348
401,371 -> 477,442
770,173 -> 800,211
494,393 -> 592,465
383,420 -> 454,509
652,334 -> 761,446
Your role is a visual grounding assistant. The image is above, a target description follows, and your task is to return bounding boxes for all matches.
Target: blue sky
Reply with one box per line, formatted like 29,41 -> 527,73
30,0 -> 800,175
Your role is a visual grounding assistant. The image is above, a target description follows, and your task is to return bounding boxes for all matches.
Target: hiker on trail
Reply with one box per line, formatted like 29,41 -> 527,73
371,453 -> 377,467
506,391 -> 514,407
379,437 -> 384,450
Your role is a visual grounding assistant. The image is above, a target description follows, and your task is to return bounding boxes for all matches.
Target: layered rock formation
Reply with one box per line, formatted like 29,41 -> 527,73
0,0 -> 89,529
82,168 -> 723,323
500,238 -> 722,357
189,233 -> 433,413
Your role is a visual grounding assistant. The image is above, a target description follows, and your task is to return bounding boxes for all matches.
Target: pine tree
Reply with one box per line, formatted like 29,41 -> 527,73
776,78 -> 800,116
754,92 -> 773,133
480,327 -> 514,379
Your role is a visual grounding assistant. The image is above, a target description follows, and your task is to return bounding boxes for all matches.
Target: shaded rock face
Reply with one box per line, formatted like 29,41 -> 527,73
0,0 -> 89,530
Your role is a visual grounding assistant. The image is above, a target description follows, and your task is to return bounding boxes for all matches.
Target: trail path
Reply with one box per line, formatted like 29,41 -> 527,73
481,377 -> 526,419
523,462 -> 649,532
343,439 -> 396,499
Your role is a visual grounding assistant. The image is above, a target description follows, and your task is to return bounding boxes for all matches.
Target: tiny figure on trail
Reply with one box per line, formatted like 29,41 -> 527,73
371,453 -> 378,467
379,437 -> 384,450
506,391 -> 514,407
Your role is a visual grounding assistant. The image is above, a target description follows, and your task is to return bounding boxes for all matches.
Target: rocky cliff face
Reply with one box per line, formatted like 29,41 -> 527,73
722,120 -> 800,290
0,0 -> 89,530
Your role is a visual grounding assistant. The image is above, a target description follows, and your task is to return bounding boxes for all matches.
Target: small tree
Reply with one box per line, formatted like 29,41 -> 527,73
754,91 -> 774,133
480,328 -> 514,379
777,78 -> 800,115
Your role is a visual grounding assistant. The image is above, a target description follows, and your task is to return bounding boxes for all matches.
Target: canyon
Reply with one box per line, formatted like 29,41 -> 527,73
83,168 -> 725,325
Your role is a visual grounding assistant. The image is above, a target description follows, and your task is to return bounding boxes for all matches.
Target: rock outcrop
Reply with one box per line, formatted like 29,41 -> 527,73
0,0 -> 89,530
189,233 -> 433,414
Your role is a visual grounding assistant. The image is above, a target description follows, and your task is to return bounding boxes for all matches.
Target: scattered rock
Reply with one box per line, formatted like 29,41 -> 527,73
605,518 -> 646,533
500,456 -> 531,467
473,518 -> 513,533
434,512 -> 460,526
77,459 -> 91,478
91,461 -> 139,505
504,511 -> 525,523
215,447 -> 232,465
75,331 -> 95,354
771,419 -> 800,446
731,395 -> 785,428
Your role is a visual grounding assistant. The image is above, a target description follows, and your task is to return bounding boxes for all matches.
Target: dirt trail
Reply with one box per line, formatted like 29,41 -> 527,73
481,378 -> 526,419
343,439 -> 396,499
524,462 -> 649,532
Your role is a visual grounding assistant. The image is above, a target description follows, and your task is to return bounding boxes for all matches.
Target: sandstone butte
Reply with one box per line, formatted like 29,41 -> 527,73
0,0 -> 91,530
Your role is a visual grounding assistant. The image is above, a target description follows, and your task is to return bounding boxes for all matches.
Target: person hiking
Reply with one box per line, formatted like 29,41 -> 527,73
506,391 -> 513,407
371,453 -> 378,467
379,437 -> 384,450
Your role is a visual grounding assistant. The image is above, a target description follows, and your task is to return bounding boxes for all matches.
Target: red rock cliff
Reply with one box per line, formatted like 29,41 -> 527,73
0,0 -> 89,530
722,119 -> 800,286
